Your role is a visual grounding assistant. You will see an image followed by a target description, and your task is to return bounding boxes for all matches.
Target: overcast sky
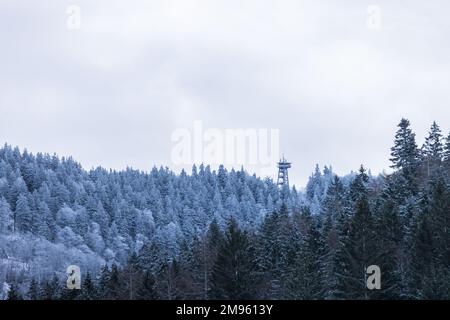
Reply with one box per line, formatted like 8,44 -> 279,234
1,1 -> 450,187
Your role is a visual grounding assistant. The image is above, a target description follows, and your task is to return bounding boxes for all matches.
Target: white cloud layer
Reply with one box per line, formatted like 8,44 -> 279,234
1,0 -> 450,186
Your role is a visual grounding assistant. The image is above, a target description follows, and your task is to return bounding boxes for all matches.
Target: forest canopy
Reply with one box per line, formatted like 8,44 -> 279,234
1,118 -> 450,300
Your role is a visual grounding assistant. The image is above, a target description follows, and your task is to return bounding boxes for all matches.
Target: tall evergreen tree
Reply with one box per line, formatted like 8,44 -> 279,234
105,264 -> 122,299
156,259 -> 184,300
211,218 -> 257,299
136,271 -> 158,300
390,118 -> 419,189
7,284 -> 23,300
443,131 -> 450,168
409,176 -> 450,299
188,220 -> 223,299
334,168 -> 378,299
0,197 -> 13,233
374,197 -> 402,298
96,265 -> 111,300
421,121 -> 444,176
286,213 -> 324,299
121,254 -> 142,300
15,194 -> 32,233
257,204 -> 296,298
28,279 -> 39,300
42,275 -> 61,300
78,272 -> 97,300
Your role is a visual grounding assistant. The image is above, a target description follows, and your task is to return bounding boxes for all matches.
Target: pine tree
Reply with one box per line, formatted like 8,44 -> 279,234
374,197 -> 403,298
390,118 -> 419,188
28,279 -> 39,300
422,121 -> 444,176
136,271 -> 158,300
188,220 -> 223,299
7,284 -> 23,300
408,209 -> 435,299
257,204 -> 295,298
319,176 -> 347,299
121,253 -> 143,300
0,197 -> 13,233
409,176 -> 450,299
321,175 -> 345,222
96,265 -> 111,299
36,201 -> 54,239
42,275 -> 61,300
79,272 -> 97,300
443,131 -> 450,168
8,177 -> 27,213
211,218 -> 257,299
156,259 -> 184,300
306,164 -> 325,213
106,264 -> 122,299
93,201 -> 109,238
286,213 -> 324,299
334,167 -> 379,299
349,165 -> 369,203
15,194 -> 32,233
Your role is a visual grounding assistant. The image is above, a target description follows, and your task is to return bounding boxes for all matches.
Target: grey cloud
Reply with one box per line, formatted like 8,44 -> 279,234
1,0 -> 450,187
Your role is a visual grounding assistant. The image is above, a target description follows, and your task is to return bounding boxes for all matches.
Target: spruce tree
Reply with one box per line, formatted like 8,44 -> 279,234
211,218 -> 257,299
28,279 -> 39,300
136,271 -> 158,300
421,121 -> 444,176
96,265 -> 111,299
0,197 -> 13,233
410,176 -> 450,299
374,197 -> 402,298
7,284 -> 23,300
15,194 -> 32,233
443,131 -> 450,168
188,221 -> 223,299
121,253 -> 143,300
257,204 -> 295,298
157,259 -> 183,300
334,167 -> 379,299
106,264 -> 122,299
42,275 -> 60,300
286,213 -> 324,299
390,118 -> 419,190
79,272 -> 97,300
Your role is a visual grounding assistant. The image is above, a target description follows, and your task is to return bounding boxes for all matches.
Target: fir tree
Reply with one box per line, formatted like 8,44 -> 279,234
42,275 -> 61,300
0,197 -> 13,233
374,197 -> 402,298
286,213 -> 324,299
335,168 -> 378,299
257,204 -> 295,298
28,279 -> 39,300
106,264 -> 122,299
121,253 -> 143,300
409,176 -> 450,299
211,218 -> 257,299
15,194 -> 32,233
390,118 -> 419,189
136,271 -> 158,300
421,121 -> 444,176
7,284 -> 23,300
96,265 -> 111,300
443,131 -> 450,168
79,272 -> 97,300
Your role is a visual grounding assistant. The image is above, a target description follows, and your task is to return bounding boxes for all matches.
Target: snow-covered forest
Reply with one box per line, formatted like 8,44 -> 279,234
1,118 -> 450,300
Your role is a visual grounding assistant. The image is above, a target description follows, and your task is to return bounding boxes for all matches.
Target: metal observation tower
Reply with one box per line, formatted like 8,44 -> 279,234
277,157 -> 291,189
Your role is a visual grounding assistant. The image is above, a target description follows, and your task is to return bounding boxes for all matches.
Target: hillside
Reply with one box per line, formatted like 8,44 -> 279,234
1,118 -> 450,299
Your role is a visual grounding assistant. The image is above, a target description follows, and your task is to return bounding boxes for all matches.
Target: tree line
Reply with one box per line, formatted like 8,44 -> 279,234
3,118 -> 450,299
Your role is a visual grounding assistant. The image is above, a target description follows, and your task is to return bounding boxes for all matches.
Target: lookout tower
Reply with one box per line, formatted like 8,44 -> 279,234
277,157 -> 291,189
